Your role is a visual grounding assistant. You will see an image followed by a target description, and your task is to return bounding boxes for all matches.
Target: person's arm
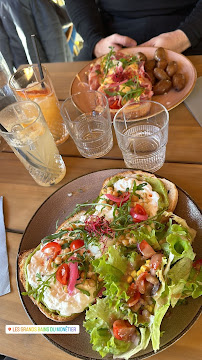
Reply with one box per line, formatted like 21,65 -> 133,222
30,0 -> 69,62
140,0 -> 202,53
65,0 -> 105,58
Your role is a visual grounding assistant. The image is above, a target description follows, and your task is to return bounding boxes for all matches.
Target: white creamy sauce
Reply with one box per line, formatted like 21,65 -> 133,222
26,248 -> 96,316
94,195 -> 115,222
88,235 -> 115,259
43,281 -> 95,316
113,177 -> 160,217
27,249 -> 53,288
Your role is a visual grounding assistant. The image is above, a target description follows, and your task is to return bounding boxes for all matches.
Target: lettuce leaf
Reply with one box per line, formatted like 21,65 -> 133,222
167,257 -> 193,307
131,226 -> 161,251
150,295 -> 170,351
144,176 -> 169,212
92,245 -> 128,283
181,265 -> 202,299
162,222 -> 195,263
84,298 -> 131,357
115,327 -> 151,359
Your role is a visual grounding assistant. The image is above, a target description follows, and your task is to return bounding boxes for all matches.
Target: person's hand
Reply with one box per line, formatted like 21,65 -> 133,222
93,33 -> 137,58
140,30 -> 191,53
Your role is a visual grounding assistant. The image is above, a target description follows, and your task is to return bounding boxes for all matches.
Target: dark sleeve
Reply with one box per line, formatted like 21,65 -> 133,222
65,0 -> 105,57
178,0 -> 202,47
30,0 -> 70,62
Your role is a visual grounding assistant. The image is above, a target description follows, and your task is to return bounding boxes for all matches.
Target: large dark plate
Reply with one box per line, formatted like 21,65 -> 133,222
17,169 -> 202,359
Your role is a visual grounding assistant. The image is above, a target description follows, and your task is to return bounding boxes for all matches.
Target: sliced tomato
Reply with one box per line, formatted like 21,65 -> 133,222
70,239 -> 85,252
192,259 -> 202,270
127,282 -> 141,306
56,263 -> 70,285
109,100 -> 120,109
150,253 -> 164,270
105,192 -> 130,207
113,320 -> 136,341
136,272 -> 148,294
130,204 -> 148,223
138,240 -> 156,259
41,242 -> 61,259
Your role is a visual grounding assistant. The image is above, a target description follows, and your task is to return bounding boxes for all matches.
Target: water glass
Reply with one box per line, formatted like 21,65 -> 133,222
61,90 -> 113,158
9,65 -> 69,145
113,100 -> 169,172
0,101 -> 66,186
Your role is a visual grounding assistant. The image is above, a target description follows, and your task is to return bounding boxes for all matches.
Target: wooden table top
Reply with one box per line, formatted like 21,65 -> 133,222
0,55 -> 201,360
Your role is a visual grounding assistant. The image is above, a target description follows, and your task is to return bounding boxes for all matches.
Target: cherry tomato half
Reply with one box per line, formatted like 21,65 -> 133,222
193,259 -> 202,270
113,320 -> 136,341
70,239 -> 85,252
56,263 -> 70,285
109,100 -> 120,109
127,283 -> 141,307
41,242 -> 61,259
138,240 -> 156,259
130,204 -> 148,223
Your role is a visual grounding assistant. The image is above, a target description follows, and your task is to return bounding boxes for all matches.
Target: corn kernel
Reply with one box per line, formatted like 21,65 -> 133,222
127,275 -> 133,283
145,304 -> 154,313
131,270 -> 137,278
136,270 -> 141,277
141,265 -> 147,272
146,260 -> 150,264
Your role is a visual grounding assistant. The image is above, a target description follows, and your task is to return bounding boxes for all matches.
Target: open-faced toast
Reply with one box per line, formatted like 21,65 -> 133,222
18,211 -> 99,322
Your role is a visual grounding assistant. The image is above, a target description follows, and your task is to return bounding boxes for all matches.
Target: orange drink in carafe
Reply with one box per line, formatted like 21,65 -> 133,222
9,65 -> 69,145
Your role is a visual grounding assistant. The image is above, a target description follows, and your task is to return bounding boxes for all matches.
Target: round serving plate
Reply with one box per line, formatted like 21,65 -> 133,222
17,169 -> 202,359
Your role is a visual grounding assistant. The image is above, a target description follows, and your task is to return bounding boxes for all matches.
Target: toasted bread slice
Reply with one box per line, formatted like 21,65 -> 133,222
18,249 -> 79,322
18,211 -> 93,322
100,170 -> 178,213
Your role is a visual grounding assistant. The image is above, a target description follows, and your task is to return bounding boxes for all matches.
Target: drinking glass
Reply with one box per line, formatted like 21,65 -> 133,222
9,65 -> 69,145
61,90 -> 113,158
113,100 -> 169,172
0,101 -> 66,186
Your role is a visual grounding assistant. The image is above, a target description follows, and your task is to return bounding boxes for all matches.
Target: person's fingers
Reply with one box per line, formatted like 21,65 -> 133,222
139,39 -> 155,47
112,44 -> 123,52
111,33 -> 137,47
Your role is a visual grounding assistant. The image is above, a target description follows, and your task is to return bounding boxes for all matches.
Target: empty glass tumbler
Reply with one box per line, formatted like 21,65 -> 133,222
61,90 -> 113,158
